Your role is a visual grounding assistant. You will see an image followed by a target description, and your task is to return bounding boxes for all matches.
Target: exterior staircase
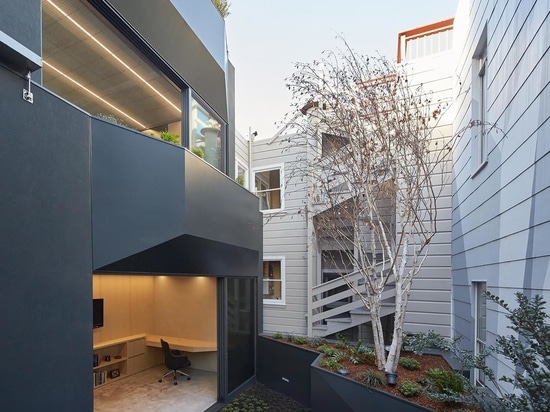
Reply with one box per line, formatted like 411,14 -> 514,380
309,262 -> 395,337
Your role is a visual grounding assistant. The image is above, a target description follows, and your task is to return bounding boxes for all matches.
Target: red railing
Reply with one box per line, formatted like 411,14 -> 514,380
397,18 -> 454,63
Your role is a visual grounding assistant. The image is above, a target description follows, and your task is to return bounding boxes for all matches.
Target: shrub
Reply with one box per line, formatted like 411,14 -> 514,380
349,342 -> 374,365
292,335 -> 310,345
425,368 -> 465,405
358,370 -> 385,387
319,356 -> 342,371
308,337 -> 326,349
271,332 -> 283,340
426,368 -> 465,394
399,356 -> 420,370
398,380 -> 422,397
335,333 -> 349,349
317,344 -> 337,357
402,330 -> 452,355
222,394 -> 268,412
160,130 -> 180,144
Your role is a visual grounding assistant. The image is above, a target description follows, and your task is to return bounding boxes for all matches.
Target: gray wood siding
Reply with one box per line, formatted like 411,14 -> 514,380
253,134 -> 310,335
451,0 -> 550,388
400,51 -> 455,338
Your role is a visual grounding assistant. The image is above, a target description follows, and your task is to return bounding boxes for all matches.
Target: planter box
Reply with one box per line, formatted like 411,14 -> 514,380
258,335 -> 438,412
311,356 -> 434,412
257,335 -> 318,407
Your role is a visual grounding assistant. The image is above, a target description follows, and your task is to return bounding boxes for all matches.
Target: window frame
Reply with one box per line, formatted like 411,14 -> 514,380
253,164 -> 284,213
262,256 -> 286,305
473,281 -> 487,386
235,159 -> 249,189
471,25 -> 488,178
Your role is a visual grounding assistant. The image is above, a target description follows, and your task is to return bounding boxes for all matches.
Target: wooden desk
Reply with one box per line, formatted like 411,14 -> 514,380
145,334 -> 217,353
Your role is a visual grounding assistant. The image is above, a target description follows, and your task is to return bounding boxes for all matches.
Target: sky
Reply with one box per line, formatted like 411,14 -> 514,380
225,0 -> 459,140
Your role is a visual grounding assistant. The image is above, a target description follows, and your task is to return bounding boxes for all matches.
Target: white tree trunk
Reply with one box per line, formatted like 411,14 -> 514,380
369,295 -> 386,369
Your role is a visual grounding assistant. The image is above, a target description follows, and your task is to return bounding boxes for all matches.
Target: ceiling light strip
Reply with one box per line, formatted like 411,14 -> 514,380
44,60 -> 146,129
46,0 -> 181,114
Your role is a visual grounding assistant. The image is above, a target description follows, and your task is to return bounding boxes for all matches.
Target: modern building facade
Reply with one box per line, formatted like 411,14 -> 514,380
0,1 -> 262,410
451,0 -> 550,389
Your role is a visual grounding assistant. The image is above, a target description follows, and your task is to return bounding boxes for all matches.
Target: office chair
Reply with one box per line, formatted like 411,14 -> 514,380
158,339 -> 191,385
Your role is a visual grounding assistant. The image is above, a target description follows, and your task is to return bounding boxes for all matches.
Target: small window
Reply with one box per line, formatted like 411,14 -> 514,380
254,166 -> 283,212
473,281 -> 487,386
471,25 -> 488,175
236,160 -> 248,188
477,53 -> 487,165
262,258 -> 285,305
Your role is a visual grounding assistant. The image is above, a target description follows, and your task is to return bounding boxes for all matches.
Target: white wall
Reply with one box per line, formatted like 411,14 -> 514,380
451,0 -> 550,390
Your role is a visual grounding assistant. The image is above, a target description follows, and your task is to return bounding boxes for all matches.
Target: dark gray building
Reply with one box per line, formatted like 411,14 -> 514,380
0,1 -> 262,410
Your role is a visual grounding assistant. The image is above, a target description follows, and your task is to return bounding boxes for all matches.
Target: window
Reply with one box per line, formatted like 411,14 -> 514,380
190,96 -> 225,171
473,281 -> 487,385
262,257 -> 285,304
477,52 -> 487,165
254,166 -> 283,212
471,26 -> 488,175
235,160 -> 248,189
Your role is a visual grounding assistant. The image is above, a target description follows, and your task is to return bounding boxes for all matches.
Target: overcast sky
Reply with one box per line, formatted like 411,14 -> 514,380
225,0 -> 459,140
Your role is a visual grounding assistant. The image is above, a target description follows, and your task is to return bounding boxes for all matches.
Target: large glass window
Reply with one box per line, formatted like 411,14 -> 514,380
227,278 -> 255,393
262,258 -> 285,304
254,166 -> 283,212
190,97 -> 225,170
473,281 -> 487,385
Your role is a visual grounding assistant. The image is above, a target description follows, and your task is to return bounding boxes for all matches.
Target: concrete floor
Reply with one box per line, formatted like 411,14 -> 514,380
94,364 -> 217,412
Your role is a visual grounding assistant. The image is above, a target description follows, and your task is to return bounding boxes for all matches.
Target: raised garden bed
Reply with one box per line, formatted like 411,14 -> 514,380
257,334 -> 478,412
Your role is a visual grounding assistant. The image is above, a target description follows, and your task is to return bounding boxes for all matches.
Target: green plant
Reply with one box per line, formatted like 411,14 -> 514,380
317,344 -> 337,357
160,130 -> 180,144
358,370 -> 385,387
426,368 -> 465,393
222,393 -> 268,411
398,380 -> 422,397
402,330 -> 452,355
319,356 -> 342,372
235,175 -> 245,186
192,146 -> 204,158
271,332 -> 283,340
292,335 -> 310,345
308,337 -> 326,349
399,356 -> 420,370
349,341 -> 373,365
335,333 -> 349,349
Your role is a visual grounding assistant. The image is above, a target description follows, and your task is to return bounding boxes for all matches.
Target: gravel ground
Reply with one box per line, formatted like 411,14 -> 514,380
221,382 -> 310,411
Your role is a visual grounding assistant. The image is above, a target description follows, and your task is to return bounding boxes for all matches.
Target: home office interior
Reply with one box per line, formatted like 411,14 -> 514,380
92,275 -> 217,388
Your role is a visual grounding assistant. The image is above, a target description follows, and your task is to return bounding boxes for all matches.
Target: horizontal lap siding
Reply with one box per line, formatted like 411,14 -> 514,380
451,0 -> 550,386
254,135 -> 310,335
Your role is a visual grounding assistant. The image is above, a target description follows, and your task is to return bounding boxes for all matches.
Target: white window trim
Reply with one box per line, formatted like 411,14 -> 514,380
473,281 -> 487,386
263,255 -> 286,305
471,25 -> 488,178
235,159 -> 249,189
253,163 -> 285,213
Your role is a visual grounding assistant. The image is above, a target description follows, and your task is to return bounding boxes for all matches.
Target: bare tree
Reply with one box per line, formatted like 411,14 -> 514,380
284,41 -> 453,377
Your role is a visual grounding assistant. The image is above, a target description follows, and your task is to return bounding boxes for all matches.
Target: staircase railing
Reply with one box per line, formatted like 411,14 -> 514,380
310,260 -> 395,326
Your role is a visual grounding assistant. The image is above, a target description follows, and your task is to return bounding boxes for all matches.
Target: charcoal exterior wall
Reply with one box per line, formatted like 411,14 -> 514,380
92,119 -> 261,276
257,336 -> 319,407
0,70 -> 93,411
0,0 -> 260,409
